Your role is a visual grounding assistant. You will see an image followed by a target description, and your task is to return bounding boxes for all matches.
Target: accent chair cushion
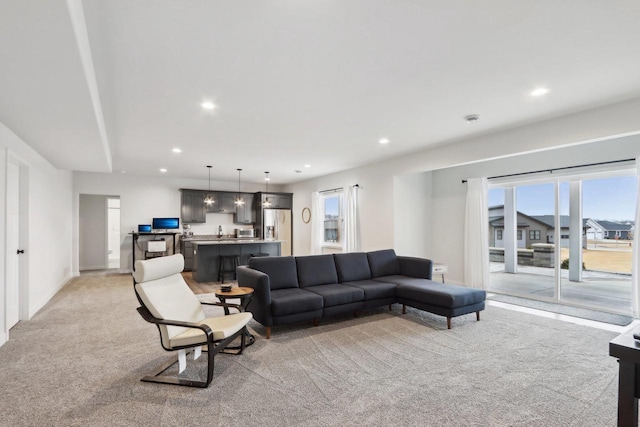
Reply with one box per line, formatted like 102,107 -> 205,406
333,252 -> 372,282
133,253 -> 184,283
249,256 -> 299,290
367,249 -> 400,278
296,255 -> 339,288
169,312 -> 253,347
270,288 -> 324,316
134,254 -> 205,348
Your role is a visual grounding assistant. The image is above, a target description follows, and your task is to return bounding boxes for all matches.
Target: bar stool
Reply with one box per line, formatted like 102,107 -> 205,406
218,255 -> 240,283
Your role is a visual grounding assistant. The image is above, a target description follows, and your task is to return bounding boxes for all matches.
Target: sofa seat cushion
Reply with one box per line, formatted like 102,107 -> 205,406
271,288 -> 324,316
396,282 -> 486,308
333,253 -> 372,282
342,280 -> 397,300
305,284 -> 364,307
374,275 -> 442,287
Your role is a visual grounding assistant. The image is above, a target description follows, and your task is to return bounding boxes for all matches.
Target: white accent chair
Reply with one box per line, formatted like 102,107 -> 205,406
133,254 -> 252,388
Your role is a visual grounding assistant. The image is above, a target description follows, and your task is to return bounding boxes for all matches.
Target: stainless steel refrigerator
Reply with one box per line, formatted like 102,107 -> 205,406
263,209 -> 292,256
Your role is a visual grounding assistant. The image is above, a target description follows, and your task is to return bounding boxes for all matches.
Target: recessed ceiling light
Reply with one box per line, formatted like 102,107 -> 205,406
379,138 -> 390,144
530,87 -> 550,97
201,101 -> 216,110
464,114 -> 480,123
160,168 -> 167,173
172,148 -> 182,153
304,164 -> 311,168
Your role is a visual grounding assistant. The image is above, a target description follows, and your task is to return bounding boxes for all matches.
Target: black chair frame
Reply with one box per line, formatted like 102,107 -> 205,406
134,285 -> 246,388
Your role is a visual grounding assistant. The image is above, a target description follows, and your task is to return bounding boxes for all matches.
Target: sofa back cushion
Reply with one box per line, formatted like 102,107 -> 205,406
333,253 -> 372,282
367,249 -> 400,277
295,255 -> 339,288
248,256 -> 299,290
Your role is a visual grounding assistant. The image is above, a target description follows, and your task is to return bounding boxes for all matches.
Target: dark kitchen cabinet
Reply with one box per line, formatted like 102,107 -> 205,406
258,192 -> 292,209
234,194 -> 255,224
180,190 -> 206,223
204,192 -> 220,213
180,240 -> 195,271
219,193 -> 236,213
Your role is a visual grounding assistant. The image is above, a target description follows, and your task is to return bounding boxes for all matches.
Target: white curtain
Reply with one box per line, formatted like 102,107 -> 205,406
310,191 -> 323,255
464,178 -> 490,289
632,159 -> 640,317
344,185 -> 360,252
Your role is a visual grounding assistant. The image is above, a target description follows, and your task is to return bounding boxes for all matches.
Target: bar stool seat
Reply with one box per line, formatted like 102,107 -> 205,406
218,255 -> 240,283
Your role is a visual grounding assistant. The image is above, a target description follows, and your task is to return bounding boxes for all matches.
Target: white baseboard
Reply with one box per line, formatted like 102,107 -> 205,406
0,331 -> 7,348
28,274 -> 72,319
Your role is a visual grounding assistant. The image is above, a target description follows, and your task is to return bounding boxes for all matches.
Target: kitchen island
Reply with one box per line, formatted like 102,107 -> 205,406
191,239 -> 282,283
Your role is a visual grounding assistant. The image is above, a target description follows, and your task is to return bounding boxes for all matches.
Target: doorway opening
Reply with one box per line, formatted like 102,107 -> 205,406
79,194 -> 121,271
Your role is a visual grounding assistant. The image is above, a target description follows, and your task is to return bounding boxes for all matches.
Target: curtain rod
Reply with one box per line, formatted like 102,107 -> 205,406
461,158 -> 635,184
320,184 -> 359,194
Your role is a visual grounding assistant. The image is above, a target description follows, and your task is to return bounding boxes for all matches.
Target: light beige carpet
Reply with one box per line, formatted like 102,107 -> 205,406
0,272 -> 623,426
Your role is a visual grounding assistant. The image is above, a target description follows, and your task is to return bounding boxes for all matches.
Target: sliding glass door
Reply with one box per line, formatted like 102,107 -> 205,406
488,183 -> 557,301
558,176 -> 635,313
488,172 -> 637,315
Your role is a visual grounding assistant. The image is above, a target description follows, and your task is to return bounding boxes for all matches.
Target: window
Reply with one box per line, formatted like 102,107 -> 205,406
496,230 -> 503,240
321,192 -> 343,245
517,230 -> 522,240
529,230 -> 541,240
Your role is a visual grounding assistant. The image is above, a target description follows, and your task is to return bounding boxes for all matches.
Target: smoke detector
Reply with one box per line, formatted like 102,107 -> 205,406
464,114 -> 480,123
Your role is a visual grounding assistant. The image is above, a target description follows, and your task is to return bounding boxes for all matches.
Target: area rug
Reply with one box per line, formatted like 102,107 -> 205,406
489,293 -> 633,326
0,273 -> 624,426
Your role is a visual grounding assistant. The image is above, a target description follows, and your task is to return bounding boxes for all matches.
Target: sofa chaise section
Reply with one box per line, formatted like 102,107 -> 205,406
367,249 -> 486,329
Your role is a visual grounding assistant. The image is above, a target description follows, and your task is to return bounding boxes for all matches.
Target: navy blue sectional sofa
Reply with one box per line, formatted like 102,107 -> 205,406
236,249 -> 486,338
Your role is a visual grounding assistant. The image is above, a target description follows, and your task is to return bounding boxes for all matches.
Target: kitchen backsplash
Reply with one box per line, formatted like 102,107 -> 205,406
186,212 -> 252,235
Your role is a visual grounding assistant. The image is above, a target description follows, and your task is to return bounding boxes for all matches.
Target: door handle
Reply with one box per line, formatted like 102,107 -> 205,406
17,249 -> 24,254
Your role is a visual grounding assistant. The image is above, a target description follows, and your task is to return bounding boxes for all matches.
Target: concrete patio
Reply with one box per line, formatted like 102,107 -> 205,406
489,262 -> 632,315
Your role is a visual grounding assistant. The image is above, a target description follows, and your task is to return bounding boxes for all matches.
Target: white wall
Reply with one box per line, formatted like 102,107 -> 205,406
0,122 -> 73,347
72,172 -> 284,273
393,172 -> 432,257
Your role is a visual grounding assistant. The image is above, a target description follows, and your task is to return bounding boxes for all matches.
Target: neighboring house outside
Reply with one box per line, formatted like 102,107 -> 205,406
585,218 -> 634,240
489,206 -> 589,249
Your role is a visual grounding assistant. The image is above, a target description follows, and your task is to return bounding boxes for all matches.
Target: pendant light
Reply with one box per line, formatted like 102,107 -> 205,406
235,168 -> 245,206
263,171 -> 272,207
204,165 -> 215,205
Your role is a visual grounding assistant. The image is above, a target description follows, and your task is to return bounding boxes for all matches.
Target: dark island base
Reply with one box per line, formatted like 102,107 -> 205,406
193,242 -> 281,282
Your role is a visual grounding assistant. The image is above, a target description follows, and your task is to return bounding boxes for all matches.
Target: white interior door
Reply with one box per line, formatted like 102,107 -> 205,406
6,161 -> 21,329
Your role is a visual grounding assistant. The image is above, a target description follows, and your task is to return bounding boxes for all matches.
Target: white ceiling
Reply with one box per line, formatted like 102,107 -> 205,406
2,1 -> 640,185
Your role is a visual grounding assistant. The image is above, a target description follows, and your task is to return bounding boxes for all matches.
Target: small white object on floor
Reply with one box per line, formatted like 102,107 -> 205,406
178,349 -> 186,373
